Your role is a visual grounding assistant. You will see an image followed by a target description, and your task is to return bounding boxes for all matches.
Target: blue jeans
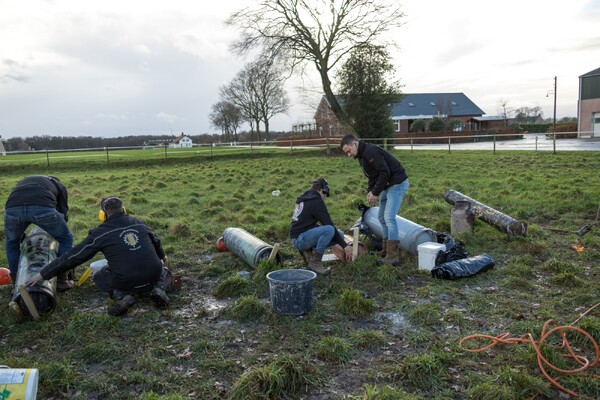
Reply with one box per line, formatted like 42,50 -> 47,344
292,225 -> 336,254
378,180 -> 409,241
4,205 -> 73,276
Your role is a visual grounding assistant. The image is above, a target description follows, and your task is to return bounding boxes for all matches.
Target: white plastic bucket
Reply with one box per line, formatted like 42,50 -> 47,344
0,367 -> 39,399
90,259 -> 108,274
417,242 -> 446,271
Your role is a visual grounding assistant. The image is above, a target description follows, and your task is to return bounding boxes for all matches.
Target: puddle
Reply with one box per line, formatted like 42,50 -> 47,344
374,311 -> 411,335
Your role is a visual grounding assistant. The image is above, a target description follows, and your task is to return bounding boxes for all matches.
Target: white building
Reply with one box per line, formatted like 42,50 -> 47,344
171,133 -> 193,148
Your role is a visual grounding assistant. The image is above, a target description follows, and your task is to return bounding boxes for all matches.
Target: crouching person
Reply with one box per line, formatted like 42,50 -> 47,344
25,196 -> 170,316
290,178 -> 352,275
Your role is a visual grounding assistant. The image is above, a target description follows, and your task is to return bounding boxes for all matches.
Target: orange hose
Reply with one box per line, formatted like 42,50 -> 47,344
459,303 -> 600,397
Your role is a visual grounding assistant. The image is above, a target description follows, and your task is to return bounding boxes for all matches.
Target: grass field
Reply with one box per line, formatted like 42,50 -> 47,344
1,148 -> 599,399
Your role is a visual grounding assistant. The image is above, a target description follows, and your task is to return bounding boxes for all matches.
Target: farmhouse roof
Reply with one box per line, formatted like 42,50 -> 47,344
173,133 -> 189,144
318,92 -> 485,120
390,93 -> 485,119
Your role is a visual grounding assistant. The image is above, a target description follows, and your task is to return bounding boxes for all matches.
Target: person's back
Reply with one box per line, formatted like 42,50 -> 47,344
4,175 -> 73,287
89,213 -> 163,290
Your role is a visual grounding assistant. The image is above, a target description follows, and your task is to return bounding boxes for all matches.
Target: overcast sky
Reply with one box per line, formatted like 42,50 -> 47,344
0,0 -> 598,139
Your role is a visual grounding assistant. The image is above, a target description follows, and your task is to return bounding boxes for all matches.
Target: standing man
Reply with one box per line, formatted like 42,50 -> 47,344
4,175 -> 74,289
290,178 -> 351,275
26,196 -> 170,316
340,135 -> 409,266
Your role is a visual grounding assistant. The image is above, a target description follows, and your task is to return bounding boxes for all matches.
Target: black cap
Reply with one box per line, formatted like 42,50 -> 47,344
313,178 -> 330,197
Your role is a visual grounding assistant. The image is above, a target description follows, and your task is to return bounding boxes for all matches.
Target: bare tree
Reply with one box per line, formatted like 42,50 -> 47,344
220,60 -> 289,141
497,98 -> 513,119
252,61 -> 290,140
227,0 -> 404,135
210,101 -> 242,143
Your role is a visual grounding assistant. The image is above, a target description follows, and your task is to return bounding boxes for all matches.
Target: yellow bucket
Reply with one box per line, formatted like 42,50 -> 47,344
0,367 -> 39,400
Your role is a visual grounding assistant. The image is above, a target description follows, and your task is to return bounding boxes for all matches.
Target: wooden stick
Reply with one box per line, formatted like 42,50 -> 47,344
269,243 -> 280,261
18,285 -> 40,320
351,227 -> 359,261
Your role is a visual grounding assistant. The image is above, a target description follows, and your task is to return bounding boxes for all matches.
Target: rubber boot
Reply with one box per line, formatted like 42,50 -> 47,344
378,240 -> 400,266
378,239 -> 388,258
56,271 -> 74,292
150,267 -> 170,308
299,249 -> 314,264
308,252 -> 330,275
107,290 -> 135,316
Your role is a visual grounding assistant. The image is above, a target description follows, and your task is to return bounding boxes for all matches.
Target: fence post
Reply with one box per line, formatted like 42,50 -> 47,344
106,147 -> 110,163
164,145 -> 168,159
553,132 -> 556,154
448,137 -> 451,153
493,135 -> 496,154
535,136 -> 538,151
410,138 -> 413,153
46,149 -> 50,167
326,137 -> 330,154
250,141 -> 253,157
290,140 -> 293,154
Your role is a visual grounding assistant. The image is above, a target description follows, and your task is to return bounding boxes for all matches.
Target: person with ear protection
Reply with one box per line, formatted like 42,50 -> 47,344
290,178 -> 351,275
4,175 -> 74,291
25,196 -> 170,316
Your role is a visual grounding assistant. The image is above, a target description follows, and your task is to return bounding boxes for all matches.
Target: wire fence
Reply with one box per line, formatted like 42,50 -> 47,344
0,131 -> 597,168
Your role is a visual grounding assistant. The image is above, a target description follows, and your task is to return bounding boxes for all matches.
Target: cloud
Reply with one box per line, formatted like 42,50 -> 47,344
156,112 -> 180,124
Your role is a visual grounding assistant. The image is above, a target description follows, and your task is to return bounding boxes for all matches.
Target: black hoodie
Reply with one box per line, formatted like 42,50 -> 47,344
289,188 -> 347,248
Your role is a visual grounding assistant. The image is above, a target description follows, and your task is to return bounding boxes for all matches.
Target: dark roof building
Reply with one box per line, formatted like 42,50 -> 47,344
578,67 -> 600,137
314,92 -> 486,135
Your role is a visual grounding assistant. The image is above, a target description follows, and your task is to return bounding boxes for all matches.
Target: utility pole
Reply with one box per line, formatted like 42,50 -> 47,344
553,76 -> 557,130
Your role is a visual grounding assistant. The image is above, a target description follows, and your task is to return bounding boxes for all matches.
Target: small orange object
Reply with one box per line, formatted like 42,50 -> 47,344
0,267 -> 12,285
215,236 -> 228,252
570,243 -> 584,253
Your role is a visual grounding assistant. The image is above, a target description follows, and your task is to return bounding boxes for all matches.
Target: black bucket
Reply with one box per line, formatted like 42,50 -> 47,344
266,269 -> 317,316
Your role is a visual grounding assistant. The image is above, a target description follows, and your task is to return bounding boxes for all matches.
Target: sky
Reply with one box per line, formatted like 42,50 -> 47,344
0,0 -> 598,139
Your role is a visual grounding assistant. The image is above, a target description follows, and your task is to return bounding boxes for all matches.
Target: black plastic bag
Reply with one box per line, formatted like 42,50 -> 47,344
435,232 -> 469,265
431,254 -> 495,280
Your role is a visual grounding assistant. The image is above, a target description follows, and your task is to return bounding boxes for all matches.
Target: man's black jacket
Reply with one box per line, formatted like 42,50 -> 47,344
5,175 -> 69,221
40,213 -> 165,290
356,141 -> 408,196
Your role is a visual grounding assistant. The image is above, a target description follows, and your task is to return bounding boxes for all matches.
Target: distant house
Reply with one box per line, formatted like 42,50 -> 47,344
171,133 -> 193,148
578,67 -> 600,137
0,136 -> 6,156
314,93 -> 486,135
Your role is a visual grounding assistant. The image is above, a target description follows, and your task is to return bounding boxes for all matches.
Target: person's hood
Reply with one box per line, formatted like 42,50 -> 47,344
296,188 -> 322,203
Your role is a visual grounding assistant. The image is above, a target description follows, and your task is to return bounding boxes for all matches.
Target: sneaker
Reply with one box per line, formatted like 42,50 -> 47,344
107,295 -> 135,316
150,287 -> 170,308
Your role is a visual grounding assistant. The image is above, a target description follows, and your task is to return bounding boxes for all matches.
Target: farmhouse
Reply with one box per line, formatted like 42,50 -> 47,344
171,133 -> 193,148
578,67 -> 600,137
314,93 -> 490,135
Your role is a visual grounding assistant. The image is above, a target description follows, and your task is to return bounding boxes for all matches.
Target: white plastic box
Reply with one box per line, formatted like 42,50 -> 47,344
417,242 -> 446,271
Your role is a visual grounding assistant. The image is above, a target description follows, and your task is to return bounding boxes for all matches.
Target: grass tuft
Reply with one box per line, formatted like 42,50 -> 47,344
213,274 -> 252,298
314,336 -> 353,364
336,288 -> 377,317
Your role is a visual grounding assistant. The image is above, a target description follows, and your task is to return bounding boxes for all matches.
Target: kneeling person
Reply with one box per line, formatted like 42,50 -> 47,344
290,178 -> 351,275
26,196 -> 170,316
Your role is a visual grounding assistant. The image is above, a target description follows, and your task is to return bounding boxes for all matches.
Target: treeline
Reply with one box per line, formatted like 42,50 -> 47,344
2,131 -> 290,152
